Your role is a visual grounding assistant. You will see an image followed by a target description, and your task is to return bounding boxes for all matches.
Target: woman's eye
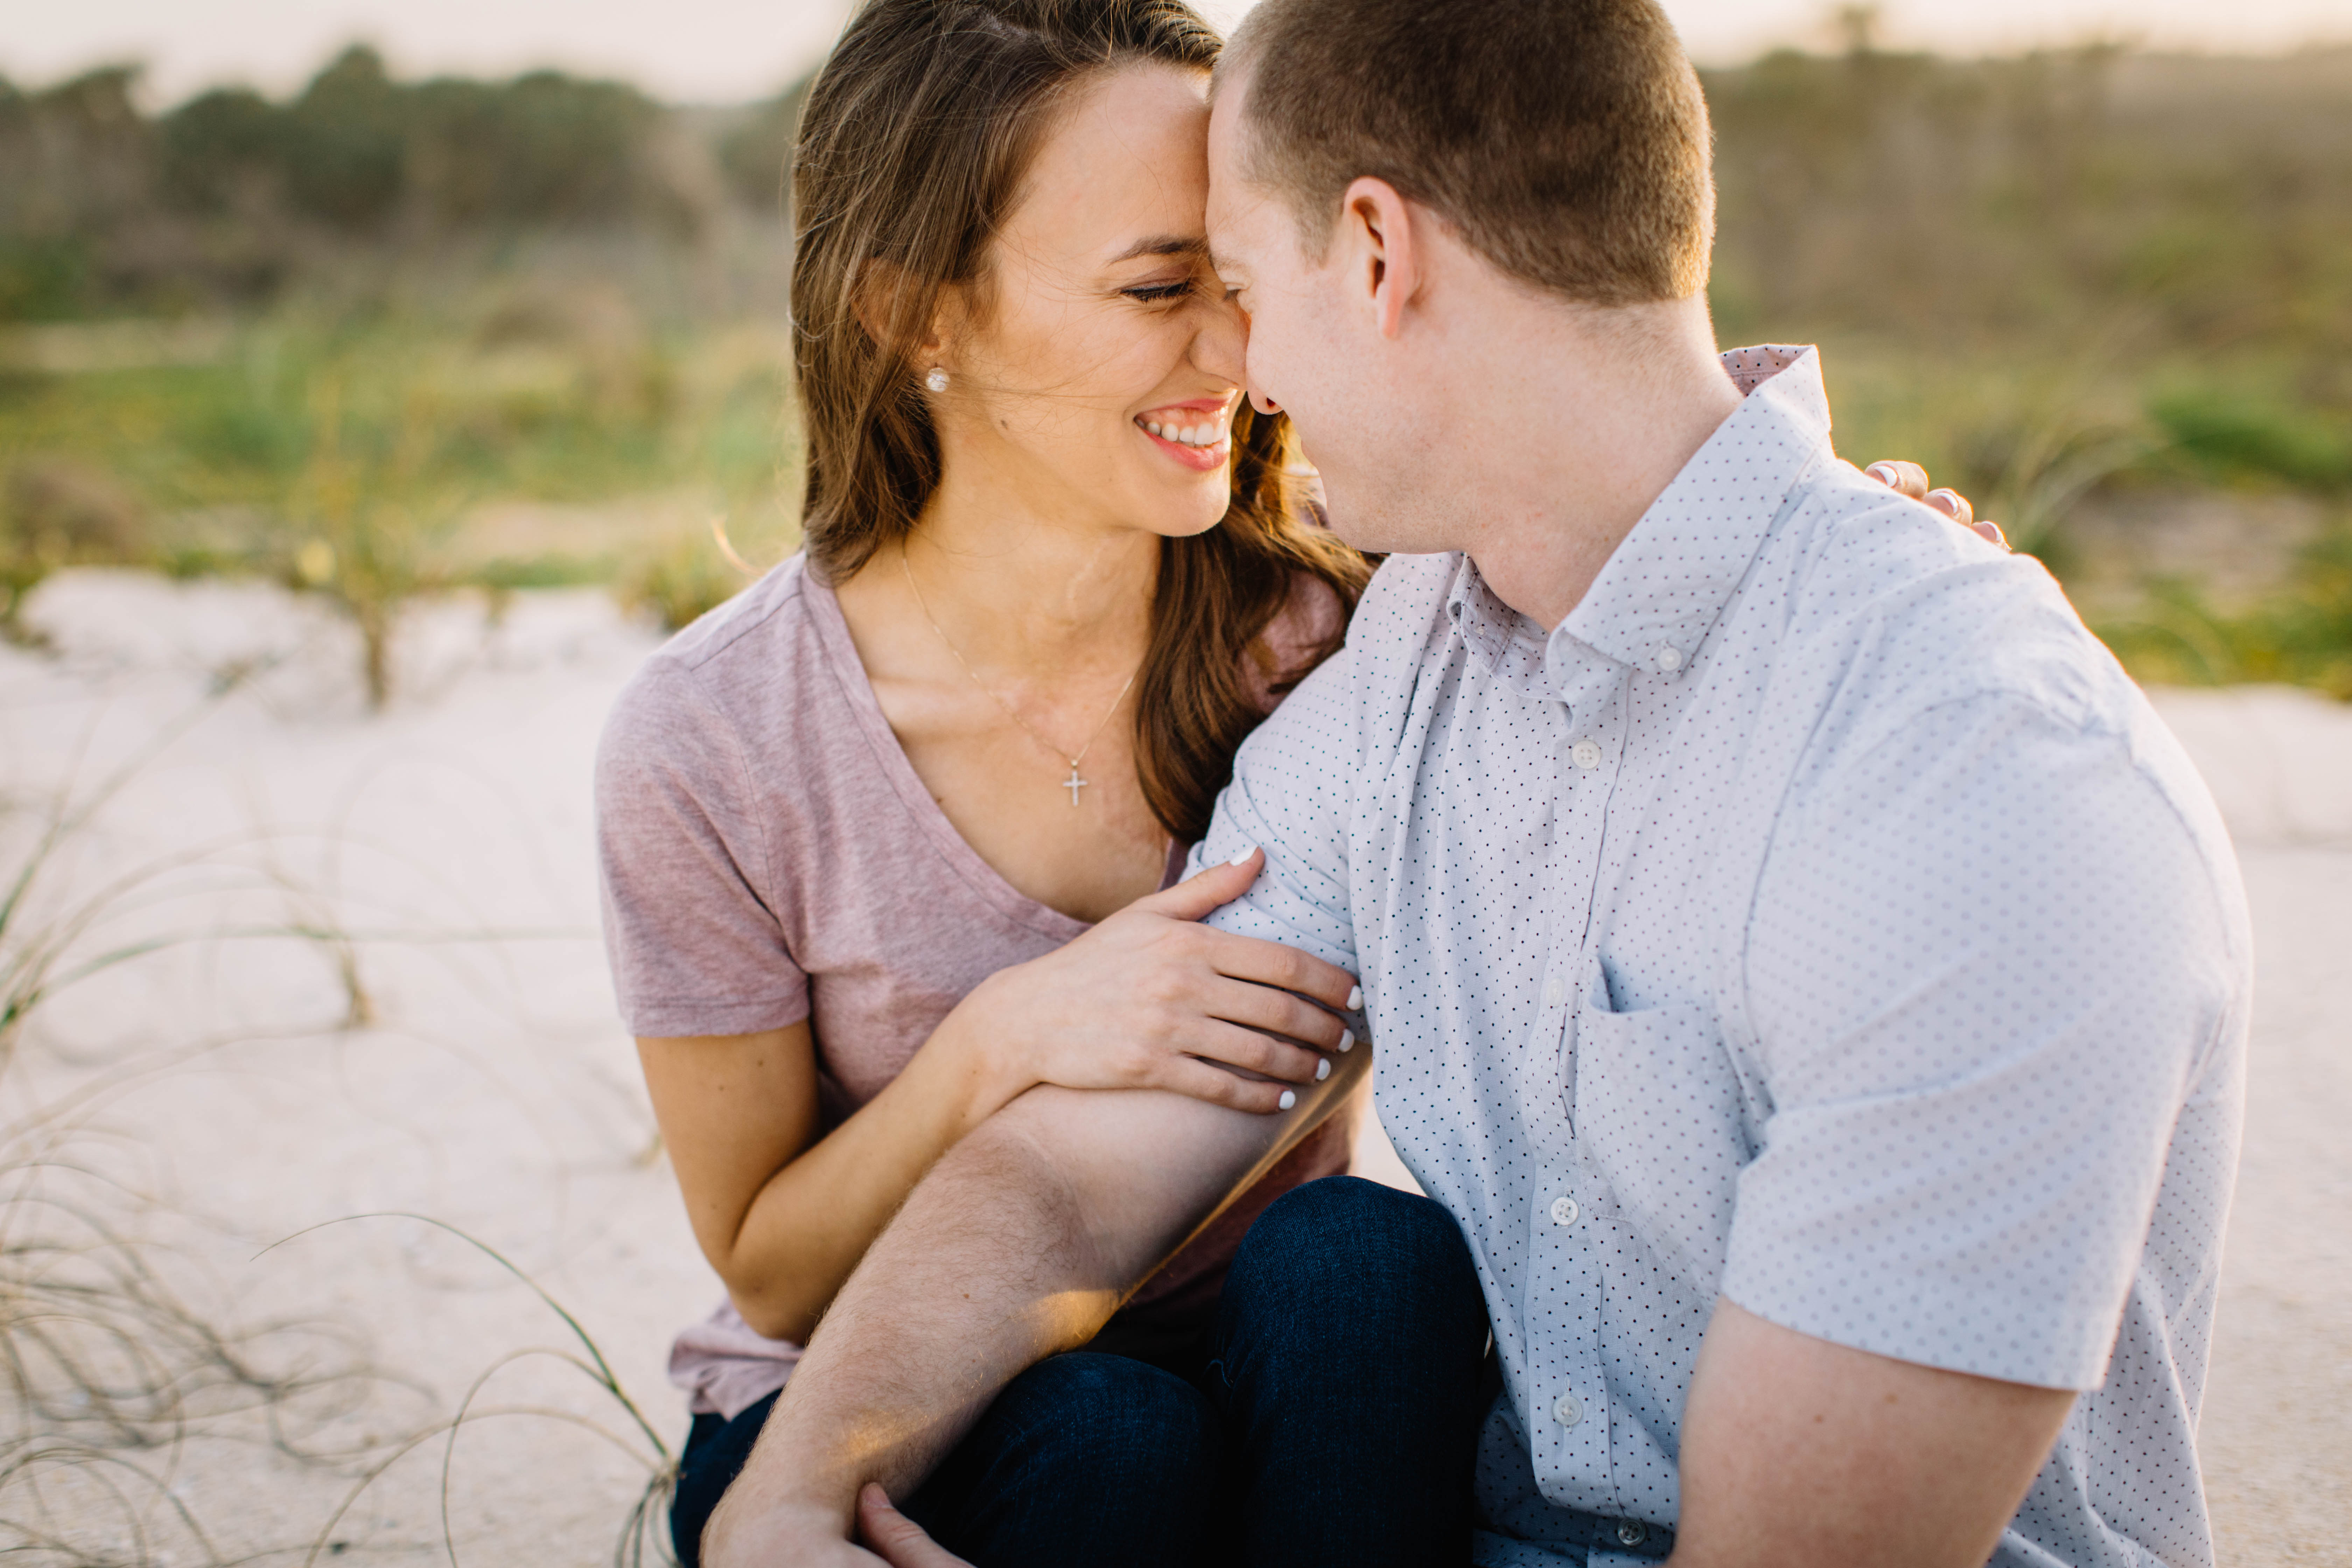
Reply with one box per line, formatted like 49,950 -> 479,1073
1123,281 -> 1194,304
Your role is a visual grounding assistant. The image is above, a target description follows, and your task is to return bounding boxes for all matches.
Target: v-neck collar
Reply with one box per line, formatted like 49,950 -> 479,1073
798,560 -> 1179,941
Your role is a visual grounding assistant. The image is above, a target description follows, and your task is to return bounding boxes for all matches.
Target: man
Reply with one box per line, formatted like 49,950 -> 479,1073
708,0 -> 2250,1563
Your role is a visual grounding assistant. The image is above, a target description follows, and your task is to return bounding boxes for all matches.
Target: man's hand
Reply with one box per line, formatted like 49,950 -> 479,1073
1668,1300 -> 2075,1568
856,1486 -> 972,1567
700,1486 -> 971,1568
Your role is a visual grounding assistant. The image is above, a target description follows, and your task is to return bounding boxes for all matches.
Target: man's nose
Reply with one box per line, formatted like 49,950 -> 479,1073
1195,296 -> 1279,415
1193,290 -> 1248,385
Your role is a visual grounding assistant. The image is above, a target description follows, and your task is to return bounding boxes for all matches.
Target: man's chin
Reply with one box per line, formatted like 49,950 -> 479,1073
1318,488 -> 1452,557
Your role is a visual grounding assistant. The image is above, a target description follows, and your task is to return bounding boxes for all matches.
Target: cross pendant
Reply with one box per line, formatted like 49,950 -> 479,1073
1064,766 -> 1088,806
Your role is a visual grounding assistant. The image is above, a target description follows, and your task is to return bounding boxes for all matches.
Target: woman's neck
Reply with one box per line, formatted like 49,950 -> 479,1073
890,472 -> 1161,679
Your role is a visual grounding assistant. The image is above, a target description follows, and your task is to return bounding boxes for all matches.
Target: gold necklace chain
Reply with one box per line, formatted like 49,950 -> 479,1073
900,551 -> 1141,807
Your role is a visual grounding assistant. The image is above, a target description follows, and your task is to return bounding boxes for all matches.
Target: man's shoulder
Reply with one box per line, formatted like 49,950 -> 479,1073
1766,461 -> 2126,740
1755,462 -> 2243,938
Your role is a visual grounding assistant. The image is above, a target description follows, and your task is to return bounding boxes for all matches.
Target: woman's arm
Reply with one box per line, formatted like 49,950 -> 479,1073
639,848 -> 1358,1343
639,1017 -> 993,1345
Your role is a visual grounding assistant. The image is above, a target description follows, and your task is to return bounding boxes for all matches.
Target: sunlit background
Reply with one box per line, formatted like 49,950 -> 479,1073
1,3 -> 2347,1564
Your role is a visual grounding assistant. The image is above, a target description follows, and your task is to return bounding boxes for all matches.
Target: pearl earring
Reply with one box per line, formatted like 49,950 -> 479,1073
924,367 -> 949,393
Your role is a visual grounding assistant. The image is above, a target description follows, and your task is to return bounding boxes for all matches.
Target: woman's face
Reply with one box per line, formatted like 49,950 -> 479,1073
927,63 -> 1246,541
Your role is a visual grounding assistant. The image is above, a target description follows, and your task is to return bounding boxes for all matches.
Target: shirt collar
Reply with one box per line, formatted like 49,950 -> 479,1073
1556,344 -> 1832,680
1445,554 -> 1530,671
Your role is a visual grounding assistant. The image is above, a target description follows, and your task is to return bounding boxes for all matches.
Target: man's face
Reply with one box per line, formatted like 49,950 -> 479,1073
1206,72 -> 1443,554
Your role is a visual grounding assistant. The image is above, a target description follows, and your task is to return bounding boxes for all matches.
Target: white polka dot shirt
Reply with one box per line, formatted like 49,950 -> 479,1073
1195,348 -> 2252,1567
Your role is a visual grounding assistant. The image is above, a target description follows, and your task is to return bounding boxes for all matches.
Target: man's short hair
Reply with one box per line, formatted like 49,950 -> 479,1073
1220,0 -> 1714,306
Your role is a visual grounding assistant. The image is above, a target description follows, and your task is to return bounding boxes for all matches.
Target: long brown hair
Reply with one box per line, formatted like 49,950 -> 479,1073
791,0 -> 1372,842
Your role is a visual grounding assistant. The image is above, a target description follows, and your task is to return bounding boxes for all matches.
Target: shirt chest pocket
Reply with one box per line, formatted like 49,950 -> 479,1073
1570,963 -> 1756,1299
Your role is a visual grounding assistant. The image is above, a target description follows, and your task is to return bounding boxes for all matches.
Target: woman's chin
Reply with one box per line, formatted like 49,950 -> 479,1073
1146,490 -> 1238,540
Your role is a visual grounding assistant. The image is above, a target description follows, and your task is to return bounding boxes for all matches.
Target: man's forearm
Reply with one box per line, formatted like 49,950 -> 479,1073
706,1114 -> 1118,1549
702,1062 -> 1368,1561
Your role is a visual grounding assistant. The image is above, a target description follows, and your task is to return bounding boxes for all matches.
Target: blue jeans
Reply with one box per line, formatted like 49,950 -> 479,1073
669,1176 -> 1492,1567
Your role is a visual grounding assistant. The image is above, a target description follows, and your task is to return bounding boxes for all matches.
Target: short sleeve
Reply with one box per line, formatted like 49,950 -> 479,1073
595,662 -> 809,1038
1724,692 -> 2242,1390
1193,637 -> 1365,979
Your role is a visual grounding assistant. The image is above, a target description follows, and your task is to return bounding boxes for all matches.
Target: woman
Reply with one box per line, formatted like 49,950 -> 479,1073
596,1 -> 1988,1562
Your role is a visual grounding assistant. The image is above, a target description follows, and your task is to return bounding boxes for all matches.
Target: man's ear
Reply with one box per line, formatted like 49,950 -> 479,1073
1338,177 -> 1421,341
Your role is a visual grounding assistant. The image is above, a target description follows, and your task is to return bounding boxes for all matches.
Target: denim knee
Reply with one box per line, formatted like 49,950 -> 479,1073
906,1350 -> 1224,1568
1225,1175 -> 1483,1330
980,1351 -> 1221,1480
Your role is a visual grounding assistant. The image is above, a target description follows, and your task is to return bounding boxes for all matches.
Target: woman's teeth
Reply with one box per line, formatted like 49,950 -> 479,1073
1142,418 -> 1226,447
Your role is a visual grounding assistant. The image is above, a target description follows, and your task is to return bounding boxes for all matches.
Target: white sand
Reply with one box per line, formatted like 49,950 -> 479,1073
0,569 -> 2344,1564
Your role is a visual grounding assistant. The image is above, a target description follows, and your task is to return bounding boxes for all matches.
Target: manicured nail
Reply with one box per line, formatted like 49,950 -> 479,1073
1278,1089 -> 1297,1110
1867,462 -> 1900,487
1229,844 -> 1258,866
1346,985 -> 1363,1010
1926,488 -> 1963,518
1316,1057 -> 1331,1081
1337,1028 -> 1354,1052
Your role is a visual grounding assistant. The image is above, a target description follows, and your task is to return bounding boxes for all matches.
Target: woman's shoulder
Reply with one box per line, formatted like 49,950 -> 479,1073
1261,568 -> 1350,666
1242,568 -> 1352,714
599,553 -> 830,786
643,552 -> 819,680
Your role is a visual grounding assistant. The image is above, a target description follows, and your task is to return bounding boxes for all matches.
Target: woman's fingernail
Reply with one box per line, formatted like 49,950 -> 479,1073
1229,844 -> 1258,866
1278,1089 -> 1297,1110
1337,1028 -> 1355,1052
1926,488 -> 1963,518
1346,985 -> 1363,1010
1867,462 -> 1899,486
1316,1057 -> 1331,1081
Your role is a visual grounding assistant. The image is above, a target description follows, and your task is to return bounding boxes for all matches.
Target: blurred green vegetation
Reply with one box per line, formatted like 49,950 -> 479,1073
0,49 -> 804,671
1,32 -> 2348,698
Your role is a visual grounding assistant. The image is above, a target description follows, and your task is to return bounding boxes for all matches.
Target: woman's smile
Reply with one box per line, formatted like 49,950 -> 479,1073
1134,396 -> 1237,471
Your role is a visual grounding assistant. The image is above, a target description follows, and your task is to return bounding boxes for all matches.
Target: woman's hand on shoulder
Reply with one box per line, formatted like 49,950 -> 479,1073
1864,459 -> 2009,550
950,847 -> 1358,1115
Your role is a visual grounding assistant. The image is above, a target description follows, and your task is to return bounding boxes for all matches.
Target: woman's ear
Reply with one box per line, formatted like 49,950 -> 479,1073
852,260 -> 958,379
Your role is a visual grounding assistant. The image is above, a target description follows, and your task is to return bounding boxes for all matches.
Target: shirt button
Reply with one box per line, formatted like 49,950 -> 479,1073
1572,738 -> 1603,770
1550,1195 -> 1580,1227
1553,1392 -> 1583,1428
1655,646 -> 1684,672
1543,977 -> 1564,1008
1617,1521 -> 1649,1547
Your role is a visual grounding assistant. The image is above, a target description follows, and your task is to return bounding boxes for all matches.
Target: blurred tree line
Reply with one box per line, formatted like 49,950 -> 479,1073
0,46 -> 808,320
1702,39 -> 2352,491
0,34 -> 2346,693
5,37 -> 2344,371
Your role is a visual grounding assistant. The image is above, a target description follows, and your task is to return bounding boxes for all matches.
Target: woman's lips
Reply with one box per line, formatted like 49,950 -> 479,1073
1135,407 -> 1233,472
1137,420 -> 1228,471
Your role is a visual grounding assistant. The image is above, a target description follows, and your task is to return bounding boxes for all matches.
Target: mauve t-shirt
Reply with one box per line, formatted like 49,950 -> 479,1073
596,552 -> 1355,1419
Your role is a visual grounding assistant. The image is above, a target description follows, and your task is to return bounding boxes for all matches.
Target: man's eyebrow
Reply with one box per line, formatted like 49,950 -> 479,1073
1110,234 -> 1208,263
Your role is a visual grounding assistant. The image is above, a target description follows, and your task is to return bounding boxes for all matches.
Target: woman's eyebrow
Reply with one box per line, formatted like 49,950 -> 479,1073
1109,234 -> 1209,264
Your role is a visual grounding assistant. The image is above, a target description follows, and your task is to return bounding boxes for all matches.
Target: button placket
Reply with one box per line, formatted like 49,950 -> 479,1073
1525,1167 -> 1612,1512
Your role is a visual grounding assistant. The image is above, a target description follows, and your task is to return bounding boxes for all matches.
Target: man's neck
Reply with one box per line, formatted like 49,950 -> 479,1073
1444,296 -> 1744,631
